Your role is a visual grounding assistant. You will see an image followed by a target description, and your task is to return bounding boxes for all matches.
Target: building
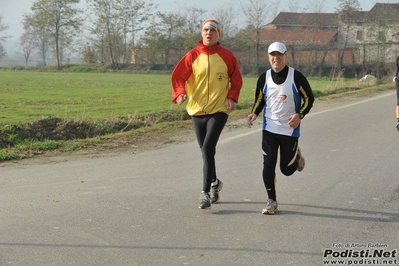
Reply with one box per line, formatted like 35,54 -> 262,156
260,3 -> 399,66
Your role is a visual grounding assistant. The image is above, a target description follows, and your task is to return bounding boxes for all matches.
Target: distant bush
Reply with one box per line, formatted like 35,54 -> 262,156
11,66 -> 26,71
67,66 -> 107,73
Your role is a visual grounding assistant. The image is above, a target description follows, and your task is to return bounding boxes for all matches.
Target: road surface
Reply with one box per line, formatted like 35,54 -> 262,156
1,91 -> 398,266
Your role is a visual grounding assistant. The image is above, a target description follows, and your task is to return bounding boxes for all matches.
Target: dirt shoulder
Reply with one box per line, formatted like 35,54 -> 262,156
0,89 -> 393,167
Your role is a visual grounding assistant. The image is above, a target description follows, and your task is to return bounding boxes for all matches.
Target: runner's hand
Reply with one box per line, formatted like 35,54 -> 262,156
226,98 -> 236,110
176,94 -> 187,104
247,114 -> 257,128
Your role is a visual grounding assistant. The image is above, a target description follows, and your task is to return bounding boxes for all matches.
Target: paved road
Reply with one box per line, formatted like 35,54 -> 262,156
1,91 -> 398,266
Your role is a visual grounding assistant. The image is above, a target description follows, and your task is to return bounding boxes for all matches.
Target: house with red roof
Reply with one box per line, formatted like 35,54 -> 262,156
256,2 -> 399,74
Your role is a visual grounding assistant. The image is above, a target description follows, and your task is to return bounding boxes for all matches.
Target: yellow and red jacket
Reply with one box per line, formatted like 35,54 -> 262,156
171,41 -> 243,116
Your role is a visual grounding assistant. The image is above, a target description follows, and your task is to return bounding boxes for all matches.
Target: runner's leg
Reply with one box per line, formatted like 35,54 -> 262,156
278,135 -> 299,176
192,113 -> 228,192
262,130 -> 279,200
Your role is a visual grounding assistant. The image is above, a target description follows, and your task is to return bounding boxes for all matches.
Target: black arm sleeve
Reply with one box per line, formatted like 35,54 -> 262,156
250,72 -> 266,116
396,56 -> 399,76
294,70 -> 314,117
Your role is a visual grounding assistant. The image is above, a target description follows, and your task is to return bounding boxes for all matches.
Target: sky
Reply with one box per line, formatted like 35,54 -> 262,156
0,0 -> 382,58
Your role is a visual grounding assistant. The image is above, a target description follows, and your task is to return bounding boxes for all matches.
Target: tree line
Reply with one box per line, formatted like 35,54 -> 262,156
1,0 -> 383,77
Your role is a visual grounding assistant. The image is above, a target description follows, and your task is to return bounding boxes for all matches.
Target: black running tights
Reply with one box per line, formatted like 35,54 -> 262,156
395,78 -> 399,106
192,112 -> 228,193
262,130 -> 299,200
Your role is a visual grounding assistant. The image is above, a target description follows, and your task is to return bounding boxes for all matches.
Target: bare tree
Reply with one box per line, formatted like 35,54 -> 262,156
306,0 -> 327,13
212,0 -> 242,40
22,13 -> 51,66
287,0 -> 301,12
175,5 -> 205,53
362,3 -> 399,76
137,17 -> 162,70
88,0 -> 126,67
87,0 -> 155,68
82,44 -> 98,64
0,15 -> 11,41
0,45 -> 5,60
19,32 -> 35,66
127,0 -> 156,65
241,0 -> 280,74
0,15 -> 11,60
27,0 -> 83,69
152,12 -> 186,68
335,0 -> 361,12
335,0 -> 361,68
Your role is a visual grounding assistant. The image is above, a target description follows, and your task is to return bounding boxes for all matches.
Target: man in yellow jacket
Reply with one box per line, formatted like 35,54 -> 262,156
171,18 -> 243,209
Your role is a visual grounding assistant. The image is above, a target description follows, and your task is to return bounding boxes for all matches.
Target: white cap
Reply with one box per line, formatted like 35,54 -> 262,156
268,42 -> 287,54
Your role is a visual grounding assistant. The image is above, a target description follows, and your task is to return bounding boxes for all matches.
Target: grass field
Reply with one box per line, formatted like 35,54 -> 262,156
0,70 -> 386,161
0,70 -> 353,126
1,71 -> 180,125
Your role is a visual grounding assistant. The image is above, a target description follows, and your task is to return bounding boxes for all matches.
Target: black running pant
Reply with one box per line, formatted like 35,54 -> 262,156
262,130 -> 299,201
192,112 -> 228,193
395,78 -> 399,106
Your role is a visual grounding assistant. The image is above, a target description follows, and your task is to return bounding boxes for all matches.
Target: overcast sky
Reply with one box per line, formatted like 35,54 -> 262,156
0,0 -> 379,57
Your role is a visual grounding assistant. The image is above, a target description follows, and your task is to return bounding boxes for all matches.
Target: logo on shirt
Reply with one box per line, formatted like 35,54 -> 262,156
274,94 -> 287,103
217,73 -> 223,82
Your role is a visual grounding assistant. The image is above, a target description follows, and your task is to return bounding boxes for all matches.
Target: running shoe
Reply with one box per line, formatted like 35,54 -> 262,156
396,122 -> 399,131
262,199 -> 278,215
198,192 -> 211,209
297,147 -> 305,171
210,179 -> 223,204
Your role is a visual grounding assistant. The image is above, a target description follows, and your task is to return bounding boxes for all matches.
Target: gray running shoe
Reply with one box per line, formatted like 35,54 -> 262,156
198,192 -> 211,209
296,147 -> 305,171
210,179 -> 223,204
262,199 -> 278,215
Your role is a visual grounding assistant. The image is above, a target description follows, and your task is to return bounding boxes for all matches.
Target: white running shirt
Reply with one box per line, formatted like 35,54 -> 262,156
262,67 -> 301,137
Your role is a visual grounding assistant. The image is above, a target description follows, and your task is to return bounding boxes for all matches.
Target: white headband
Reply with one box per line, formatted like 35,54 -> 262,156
203,22 -> 218,32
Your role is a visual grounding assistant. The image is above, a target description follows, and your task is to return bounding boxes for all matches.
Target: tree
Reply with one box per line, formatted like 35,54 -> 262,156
286,0 -> 301,12
88,0 -> 118,67
0,15 -> 11,60
28,0 -> 83,69
88,0 -> 124,68
22,13 -> 51,66
306,0 -> 327,13
136,18 -> 162,70
232,25 -> 257,72
362,4 -> 399,77
82,45 -> 98,64
0,45 -> 5,60
156,12 -> 186,68
0,15 -> 11,42
19,32 -> 35,66
87,0 -> 155,68
125,0 -> 155,64
175,4 -> 204,52
335,0 -> 361,12
335,0 -> 361,68
211,1 -> 241,40
241,0 -> 280,74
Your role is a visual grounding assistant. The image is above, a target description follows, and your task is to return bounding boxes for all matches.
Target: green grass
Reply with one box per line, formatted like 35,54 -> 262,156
0,71 -> 185,125
0,69 -> 391,162
0,70 -> 377,126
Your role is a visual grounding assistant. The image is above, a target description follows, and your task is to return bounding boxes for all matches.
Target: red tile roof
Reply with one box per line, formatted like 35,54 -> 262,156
270,12 -> 338,28
259,29 -> 337,46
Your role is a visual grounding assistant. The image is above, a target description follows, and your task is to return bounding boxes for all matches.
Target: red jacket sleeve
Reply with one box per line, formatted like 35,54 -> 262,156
218,48 -> 243,103
171,50 -> 196,103
227,56 -> 243,103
